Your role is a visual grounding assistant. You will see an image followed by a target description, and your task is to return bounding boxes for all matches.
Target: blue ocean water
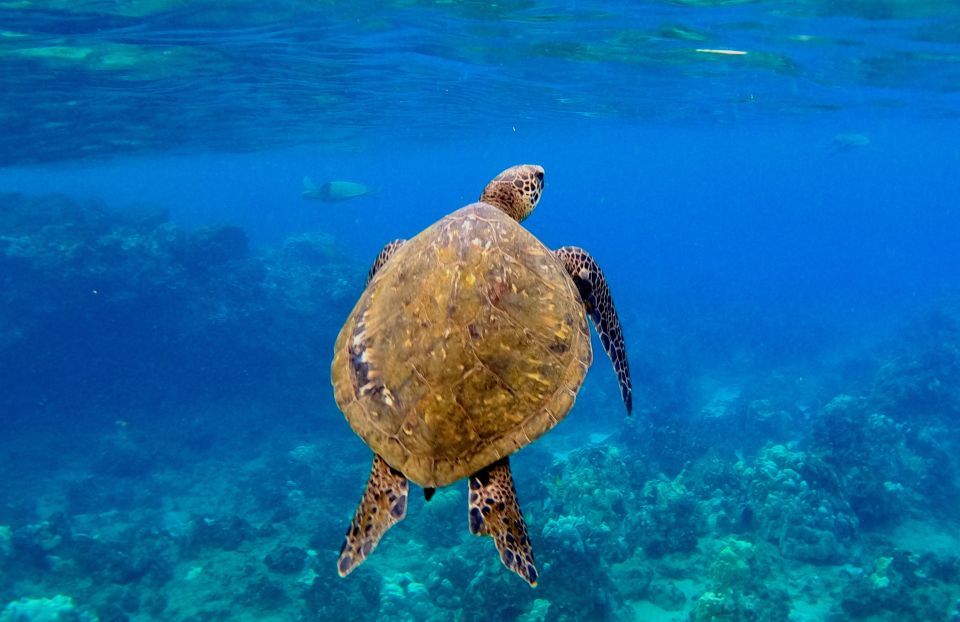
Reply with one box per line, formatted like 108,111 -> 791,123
1,2 -> 959,621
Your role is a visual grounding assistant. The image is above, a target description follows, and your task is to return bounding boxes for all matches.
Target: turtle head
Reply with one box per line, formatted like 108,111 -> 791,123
479,164 -> 544,222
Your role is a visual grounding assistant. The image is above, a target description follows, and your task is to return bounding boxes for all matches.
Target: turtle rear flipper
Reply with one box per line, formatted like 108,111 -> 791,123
337,454 -> 408,577
556,246 -> 633,414
468,457 -> 538,587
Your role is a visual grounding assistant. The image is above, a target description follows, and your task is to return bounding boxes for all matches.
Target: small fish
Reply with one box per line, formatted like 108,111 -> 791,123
830,132 -> 871,152
302,177 -> 377,202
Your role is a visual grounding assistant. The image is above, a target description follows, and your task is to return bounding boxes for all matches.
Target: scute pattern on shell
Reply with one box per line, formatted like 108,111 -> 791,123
331,202 -> 592,487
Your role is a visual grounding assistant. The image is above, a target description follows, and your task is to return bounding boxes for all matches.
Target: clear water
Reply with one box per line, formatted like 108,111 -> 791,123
1,2 -> 959,621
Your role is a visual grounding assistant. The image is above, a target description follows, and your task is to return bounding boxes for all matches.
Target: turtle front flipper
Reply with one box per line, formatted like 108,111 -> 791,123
337,454 -> 408,577
468,457 -> 538,587
367,239 -> 406,285
556,246 -> 633,414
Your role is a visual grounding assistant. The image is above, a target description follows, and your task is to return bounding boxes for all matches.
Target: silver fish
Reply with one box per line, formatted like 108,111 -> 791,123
302,177 -> 377,201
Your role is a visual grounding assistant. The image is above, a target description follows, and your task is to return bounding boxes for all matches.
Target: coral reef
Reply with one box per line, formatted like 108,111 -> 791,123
813,391 -> 958,530
0,192 -> 363,420
263,544 -> 307,574
2,193 -> 959,621
689,538 -> 790,622
633,474 -> 703,558
0,595 -> 95,622
744,444 -> 858,563
834,552 -> 960,621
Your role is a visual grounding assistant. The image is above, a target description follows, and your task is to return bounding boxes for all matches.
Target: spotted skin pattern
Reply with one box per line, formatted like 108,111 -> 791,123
337,454 -> 409,577
468,457 -> 538,587
478,164 -> 543,222
555,246 -> 632,414
334,165 -> 630,585
367,239 -> 406,285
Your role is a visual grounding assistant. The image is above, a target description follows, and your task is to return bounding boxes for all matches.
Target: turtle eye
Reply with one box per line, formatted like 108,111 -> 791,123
535,171 -> 544,181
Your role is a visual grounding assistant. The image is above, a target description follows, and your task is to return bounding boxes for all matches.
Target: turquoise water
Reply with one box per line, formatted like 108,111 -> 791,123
1,1 -> 959,621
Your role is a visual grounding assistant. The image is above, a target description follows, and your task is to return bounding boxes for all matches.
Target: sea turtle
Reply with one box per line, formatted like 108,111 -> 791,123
331,164 -> 632,586
302,177 -> 377,202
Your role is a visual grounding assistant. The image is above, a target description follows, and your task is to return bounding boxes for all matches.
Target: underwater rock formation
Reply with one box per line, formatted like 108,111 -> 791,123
303,571 -> 381,622
810,303 -> 960,532
813,385 -> 959,529
9,516 -> 73,575
0,595 -> 96,622
690,538 -> 790,622
237,575 -> 289,610
743,444 -> 857,563
263,544 -> 307,574
536,444 -> 634,617
544,444 -> 634,559
185,514 -> 259,552
633,474 -> 703,558
0,192 -> 363,419
2,191 -> 959,621
835,551 -> 960,621
872,302 -> 960,420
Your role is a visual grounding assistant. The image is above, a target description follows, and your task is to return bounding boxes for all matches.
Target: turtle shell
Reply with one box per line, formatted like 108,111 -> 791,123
331,202 -> 592,487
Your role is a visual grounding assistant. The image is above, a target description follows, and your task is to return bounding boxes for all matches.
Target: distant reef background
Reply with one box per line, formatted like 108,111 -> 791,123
1,193 -> 958,622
